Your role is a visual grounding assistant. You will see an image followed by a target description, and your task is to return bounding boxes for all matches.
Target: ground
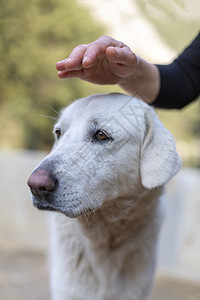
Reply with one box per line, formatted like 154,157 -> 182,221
0,248 -> 200,300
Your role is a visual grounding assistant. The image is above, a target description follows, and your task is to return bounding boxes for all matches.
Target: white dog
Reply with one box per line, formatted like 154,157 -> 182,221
28,93 -> 181,300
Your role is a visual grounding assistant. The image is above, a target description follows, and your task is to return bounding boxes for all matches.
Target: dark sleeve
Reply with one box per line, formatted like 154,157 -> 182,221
152,32 -> 200,109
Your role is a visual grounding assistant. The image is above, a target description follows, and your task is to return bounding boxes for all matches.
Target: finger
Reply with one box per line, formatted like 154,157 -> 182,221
81,43 -> 104,68
57,70 -> 84,79
56,44 -> 88,71
82,36 -> 125,68
56,60 -> 67,71
65,44 -> 88,69
106,46 -> 138,66
56,58 -> 80,71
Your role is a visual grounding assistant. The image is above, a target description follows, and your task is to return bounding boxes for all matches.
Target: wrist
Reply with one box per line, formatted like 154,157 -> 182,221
119,57 -> 160,104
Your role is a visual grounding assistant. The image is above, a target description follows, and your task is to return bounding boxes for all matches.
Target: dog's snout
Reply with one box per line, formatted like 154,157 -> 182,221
27,168 -> 56,197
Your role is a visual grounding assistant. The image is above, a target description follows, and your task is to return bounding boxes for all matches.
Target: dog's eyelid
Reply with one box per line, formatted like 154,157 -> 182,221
93,129 -> 113,142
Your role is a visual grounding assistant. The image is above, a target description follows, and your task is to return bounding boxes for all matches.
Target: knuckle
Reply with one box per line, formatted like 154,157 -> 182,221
98,35 -> 112,42
77,44 -> 88,49
98,35 -> 109,39
73,44 -> 88,53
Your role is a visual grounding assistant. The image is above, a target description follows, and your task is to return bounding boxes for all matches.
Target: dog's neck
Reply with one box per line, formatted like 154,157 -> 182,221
78,187 -> 163,250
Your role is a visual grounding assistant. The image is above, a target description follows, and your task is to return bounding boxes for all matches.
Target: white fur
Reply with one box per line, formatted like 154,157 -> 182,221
30,93 -> 181,300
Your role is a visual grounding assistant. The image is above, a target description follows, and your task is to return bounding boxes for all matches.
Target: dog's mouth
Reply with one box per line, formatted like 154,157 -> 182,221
35,202 -> 57,212
32,196 -> 94,218
31,193 -> 59,212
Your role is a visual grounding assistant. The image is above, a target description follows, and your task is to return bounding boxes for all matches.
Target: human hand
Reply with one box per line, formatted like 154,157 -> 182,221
56,35 -> 138,85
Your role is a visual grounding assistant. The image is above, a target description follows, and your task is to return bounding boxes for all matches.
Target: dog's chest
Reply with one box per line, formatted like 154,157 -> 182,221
50,215 -> 140,299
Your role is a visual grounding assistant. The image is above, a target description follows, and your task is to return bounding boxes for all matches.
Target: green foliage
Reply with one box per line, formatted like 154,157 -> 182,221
0,0 -> 106,150
133,0 -> 200,168
135,0 -> 200,167
136,0 -> 200,52
1,0 -> 199,167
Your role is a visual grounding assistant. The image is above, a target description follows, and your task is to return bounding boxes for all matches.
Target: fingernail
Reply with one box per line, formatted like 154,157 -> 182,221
82,56 -> 89,64
115,48 -> 119,58
57,71 -> 68,79
65,58 -> 71,64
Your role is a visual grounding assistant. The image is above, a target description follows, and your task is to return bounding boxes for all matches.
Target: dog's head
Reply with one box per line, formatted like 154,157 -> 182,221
27,93 -> 181,217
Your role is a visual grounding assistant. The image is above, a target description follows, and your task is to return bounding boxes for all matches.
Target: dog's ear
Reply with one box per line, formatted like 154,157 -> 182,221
140,110 -> 182,189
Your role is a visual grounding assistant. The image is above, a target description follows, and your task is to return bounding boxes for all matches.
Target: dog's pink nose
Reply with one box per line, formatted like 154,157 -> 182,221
27,168 -> 55,197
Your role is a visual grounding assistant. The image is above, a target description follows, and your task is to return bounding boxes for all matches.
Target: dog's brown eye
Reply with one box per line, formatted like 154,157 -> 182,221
95,130 -> 109,141
55,129 -> 61,139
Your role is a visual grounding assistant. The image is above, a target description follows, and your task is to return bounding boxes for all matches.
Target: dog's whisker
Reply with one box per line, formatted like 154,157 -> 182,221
3,185 -> 29,192
115,198 -> 121,209
33,114 -> 58,121
17,185 -> 29,190
88,210 -> 96,227
47,105 -> 60,116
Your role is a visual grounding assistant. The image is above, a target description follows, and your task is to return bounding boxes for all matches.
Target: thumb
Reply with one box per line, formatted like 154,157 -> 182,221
106,46 -> 138,66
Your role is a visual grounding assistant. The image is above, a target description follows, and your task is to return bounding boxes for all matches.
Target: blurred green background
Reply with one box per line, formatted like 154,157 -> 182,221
0,0 -> 199,165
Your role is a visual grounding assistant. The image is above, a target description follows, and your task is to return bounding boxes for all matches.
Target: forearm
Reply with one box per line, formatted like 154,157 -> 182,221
120,32 -> 200,109
153,32 -> 200,109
